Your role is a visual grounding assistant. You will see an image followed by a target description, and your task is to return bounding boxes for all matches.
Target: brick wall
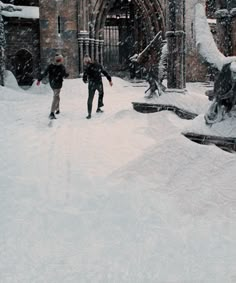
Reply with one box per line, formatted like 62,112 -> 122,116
4,17 -> 40,84
39,0 -> 79,78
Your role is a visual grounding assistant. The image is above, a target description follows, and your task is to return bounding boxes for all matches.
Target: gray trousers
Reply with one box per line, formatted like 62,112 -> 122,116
51,89 -> 61,113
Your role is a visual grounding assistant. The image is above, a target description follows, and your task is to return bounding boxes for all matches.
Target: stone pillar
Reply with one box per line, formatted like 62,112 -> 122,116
0,46 -> 5,86
78,31 -> 89,74
78,38 -> 84,74
99,40 -> 104,65
0,11 -> 5,86
85,38 -> 89,55
166,0 -> 186,89
39,0 -> 59,68
95,39 -> 99,61
90,38 -> 95,61
230,8 -> 236,55
39,0 -> 79,77
215,9 -> 231,56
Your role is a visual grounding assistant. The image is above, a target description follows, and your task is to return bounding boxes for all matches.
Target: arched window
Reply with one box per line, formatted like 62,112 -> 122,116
58,16 -> 61,35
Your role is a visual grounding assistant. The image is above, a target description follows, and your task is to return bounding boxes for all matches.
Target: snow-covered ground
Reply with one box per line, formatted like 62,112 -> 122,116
0,75 -> 236,283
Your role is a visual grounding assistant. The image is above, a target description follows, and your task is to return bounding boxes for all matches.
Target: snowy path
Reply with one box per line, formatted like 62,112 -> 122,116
0,77 -> 236,282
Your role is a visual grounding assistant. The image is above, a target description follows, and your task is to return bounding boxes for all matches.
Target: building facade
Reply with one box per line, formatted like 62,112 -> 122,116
2,0 -> 236,86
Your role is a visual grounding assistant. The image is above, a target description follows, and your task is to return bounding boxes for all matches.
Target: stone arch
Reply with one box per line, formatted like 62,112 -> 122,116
91,0 -> 165,40
14,49 -> 34,86
135,0 -> 165,36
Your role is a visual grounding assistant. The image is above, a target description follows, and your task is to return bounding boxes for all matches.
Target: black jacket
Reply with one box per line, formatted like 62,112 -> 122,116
214,63 -> 235,101
39,63 -> 69,89
83,62 -> 111,84
214,62 -> 236,111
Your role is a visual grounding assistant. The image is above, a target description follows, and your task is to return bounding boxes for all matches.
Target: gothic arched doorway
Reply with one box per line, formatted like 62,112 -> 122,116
14,49 -> 34,86
89,0 -> 165,75
103,0 -> 148,74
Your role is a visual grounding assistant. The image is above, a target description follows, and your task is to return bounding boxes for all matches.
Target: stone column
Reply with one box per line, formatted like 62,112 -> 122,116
39,0 -> 59,69
166,0 -> 186,89
90,38 -> 95,61
0,46 -> 5,86
0,11 -> 5,86
78,31 -> 89,74
230,8 -> 236,55
95,39 -> 99,61
78,38 -> 84,74
99,40 -> 104,65
85,38 -> 89,56
215,9 -> 231,56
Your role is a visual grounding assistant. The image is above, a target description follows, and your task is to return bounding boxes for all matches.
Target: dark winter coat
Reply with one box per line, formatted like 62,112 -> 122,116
39,63 -> 69,89
83,62 -> 111,84
214,63 -> 236,100
214,63 -> 236,111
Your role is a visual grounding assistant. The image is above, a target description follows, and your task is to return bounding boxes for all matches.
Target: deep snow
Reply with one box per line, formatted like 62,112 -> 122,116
0,75 -> 236,283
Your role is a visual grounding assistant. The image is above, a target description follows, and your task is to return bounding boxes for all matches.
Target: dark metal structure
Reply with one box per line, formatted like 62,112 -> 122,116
132,102 -> 198,120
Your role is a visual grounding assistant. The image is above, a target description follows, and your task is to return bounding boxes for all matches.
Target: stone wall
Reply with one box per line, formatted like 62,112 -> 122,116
232,9 -> 236,54
4,17 -> 40,84
39,0 -> 79,78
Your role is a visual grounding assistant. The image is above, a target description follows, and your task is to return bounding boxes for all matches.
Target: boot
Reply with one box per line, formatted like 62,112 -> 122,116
49,112 -> 56,119
96,108 -> 104,113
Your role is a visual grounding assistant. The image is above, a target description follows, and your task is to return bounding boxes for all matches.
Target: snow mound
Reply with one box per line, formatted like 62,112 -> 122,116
183,112 -> 236,138
4,70 -> 20,90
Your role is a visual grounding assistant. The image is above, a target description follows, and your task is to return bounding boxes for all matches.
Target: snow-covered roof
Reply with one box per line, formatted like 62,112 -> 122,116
2,6 -> 39,19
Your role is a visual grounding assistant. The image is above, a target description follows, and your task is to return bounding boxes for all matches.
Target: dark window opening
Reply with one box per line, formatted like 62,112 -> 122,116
58,16 -> 61,35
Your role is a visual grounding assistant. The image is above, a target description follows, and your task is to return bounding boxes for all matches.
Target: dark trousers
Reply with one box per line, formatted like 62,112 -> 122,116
87,81 -> 104,115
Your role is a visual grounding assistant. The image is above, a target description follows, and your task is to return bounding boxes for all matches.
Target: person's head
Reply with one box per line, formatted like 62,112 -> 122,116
83,55 -> 92,65
54,54 -> 64,65
230,61 -> 236,82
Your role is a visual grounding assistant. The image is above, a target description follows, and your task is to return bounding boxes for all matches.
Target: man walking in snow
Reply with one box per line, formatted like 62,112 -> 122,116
37,54 -> 69,119
83,55 -> 113,119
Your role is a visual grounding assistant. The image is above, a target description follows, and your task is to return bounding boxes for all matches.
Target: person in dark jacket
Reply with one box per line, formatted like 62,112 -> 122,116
83,56 -> 113,119
204,60 -> 236,124
37,54 -> 69,119
214,61 -> 236,111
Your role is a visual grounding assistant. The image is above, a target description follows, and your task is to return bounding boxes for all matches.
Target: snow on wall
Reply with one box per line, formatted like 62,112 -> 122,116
194,3 -> 225,70
194,3 -> 236,70
2,6 -> 39,19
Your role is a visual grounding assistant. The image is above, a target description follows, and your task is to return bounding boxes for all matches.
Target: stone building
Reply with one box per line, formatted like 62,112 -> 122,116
2,0 -> 40,85
1,0 -> 236,86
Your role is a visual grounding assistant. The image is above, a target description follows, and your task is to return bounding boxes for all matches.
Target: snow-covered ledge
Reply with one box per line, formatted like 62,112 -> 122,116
2,6 -> 39,19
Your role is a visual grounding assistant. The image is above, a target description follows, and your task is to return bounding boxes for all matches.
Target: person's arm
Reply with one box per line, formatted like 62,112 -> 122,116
101,66 -> 113,86
39,65 -> 50,81
83,68 -> 88,83
36,65 -> 50,85
101,67 -> 111,82
62,66 -> 69,78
